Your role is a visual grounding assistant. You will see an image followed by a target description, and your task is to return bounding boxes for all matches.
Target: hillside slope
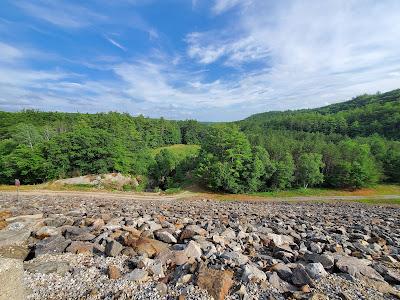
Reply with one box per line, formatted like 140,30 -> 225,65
240,89 -> 400,139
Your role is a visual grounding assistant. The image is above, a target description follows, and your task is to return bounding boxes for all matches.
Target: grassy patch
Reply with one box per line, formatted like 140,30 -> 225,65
350,198 -> 400,205
164,187 -> 182,194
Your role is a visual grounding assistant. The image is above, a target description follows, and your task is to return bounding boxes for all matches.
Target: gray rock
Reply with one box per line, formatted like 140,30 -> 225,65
304,252 -> 334,269
155,230 -> 177,244
335,255 -> 384,281
241,263 -> 267,282
155,282 -> 168,296
291,264 -> 315,287
183,241 -> 202,260
35,235 -> 71,257
24,261 -> 70,276
271,263 -> 293,280
268,272 -> 297,293
126,268 -> 148,282
220,250 -> 249,266
305,262 -> 328,279
105,240 -> 123,257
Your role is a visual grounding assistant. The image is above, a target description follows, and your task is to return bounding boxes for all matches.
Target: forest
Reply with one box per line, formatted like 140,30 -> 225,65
0,89 -> 399,193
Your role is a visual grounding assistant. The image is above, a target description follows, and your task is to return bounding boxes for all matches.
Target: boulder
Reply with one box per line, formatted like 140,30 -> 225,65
0,222 -> 33,259
335,255 -> 384,281
134,237 -> 169,257
197,265 -> 233,300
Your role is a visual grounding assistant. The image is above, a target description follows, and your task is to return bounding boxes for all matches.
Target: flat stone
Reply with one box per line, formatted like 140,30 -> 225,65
35,235 -> 71,256
0,257 -> 25,300
220,250 -> 249,266
66,241 -> 94,254
197,265 -> 233,300
24,261 -> 70,276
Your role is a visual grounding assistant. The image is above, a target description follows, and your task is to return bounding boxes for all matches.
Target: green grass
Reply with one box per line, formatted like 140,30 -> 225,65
251,184 -> 400,198
164,187 -> 182,194
350,198 -> 400,205
151,144 -> 200,158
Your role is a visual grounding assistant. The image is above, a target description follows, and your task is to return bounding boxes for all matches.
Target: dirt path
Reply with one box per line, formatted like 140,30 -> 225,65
1,189 -> 399,203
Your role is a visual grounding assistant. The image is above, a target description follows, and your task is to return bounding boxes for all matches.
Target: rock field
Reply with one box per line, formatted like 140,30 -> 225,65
0,192 -> 400,300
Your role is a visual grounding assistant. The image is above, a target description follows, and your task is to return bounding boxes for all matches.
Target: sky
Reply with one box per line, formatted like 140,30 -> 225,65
0,0 -> 400,121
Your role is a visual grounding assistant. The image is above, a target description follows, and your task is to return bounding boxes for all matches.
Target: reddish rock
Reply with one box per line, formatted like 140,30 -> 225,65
197,265 -> 233,300
134,237 -> 169,257
108,265 -> 121,279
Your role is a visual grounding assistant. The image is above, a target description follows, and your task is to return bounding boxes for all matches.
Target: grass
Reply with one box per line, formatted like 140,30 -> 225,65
251,184 -> 400,198
151,144 -> 200,157
164,187 -> 182,195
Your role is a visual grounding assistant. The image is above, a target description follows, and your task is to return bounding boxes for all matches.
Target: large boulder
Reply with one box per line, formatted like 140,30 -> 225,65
0,214 -> 43,259
0,257 -> 25,300
335,255 -> 384,281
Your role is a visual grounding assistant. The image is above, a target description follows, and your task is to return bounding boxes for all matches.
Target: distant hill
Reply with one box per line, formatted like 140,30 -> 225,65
240,89 -> 400,140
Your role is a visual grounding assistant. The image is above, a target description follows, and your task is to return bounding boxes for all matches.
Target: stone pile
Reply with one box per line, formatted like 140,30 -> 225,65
0,193 -> 399,299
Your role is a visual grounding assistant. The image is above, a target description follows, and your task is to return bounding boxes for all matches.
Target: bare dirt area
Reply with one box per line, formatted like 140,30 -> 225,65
0,191 -> 400,300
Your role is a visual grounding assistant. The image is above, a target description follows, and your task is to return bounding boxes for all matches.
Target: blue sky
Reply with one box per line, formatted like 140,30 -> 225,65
1,0 -> 400,121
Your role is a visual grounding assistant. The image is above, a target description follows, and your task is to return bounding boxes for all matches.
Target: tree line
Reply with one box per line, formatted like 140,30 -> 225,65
0,89 -> 399,192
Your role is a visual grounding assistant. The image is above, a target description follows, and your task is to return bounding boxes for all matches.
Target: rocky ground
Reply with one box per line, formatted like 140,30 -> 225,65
0,192 -> 400,300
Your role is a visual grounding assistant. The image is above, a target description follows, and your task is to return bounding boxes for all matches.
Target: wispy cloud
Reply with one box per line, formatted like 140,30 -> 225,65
14,0 -> 106,28
105,36 -> 127,51
212,0 -> 251,15
0,42 -> 23,62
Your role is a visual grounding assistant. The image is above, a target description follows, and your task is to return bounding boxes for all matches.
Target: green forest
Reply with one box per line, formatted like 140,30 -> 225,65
1,89 -> 399,193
